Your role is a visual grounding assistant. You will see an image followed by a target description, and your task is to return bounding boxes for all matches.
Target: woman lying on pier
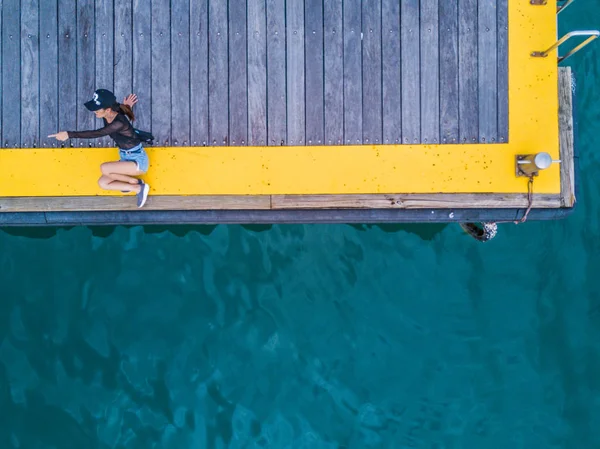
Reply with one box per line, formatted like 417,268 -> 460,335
49,89 -> 150,208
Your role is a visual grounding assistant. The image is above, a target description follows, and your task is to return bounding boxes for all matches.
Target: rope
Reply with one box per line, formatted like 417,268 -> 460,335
515,175 -> 535,224
461,173 -> 535,239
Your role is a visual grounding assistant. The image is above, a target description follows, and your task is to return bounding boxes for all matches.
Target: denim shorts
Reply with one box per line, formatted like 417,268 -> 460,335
119,143 -> 149,173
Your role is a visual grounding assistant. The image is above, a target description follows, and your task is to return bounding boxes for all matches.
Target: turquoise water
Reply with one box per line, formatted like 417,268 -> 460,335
1,7 -> 600,449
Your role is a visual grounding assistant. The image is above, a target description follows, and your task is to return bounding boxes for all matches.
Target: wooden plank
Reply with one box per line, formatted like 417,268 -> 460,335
286,0 -> 305,145
151,0 -> 171,145
458,0 -> 478,144
439,0 -> 459,144
95,0 -> 114,147
208,0 -> 229,145
0,207 -> 570,226
58,0 -> 77,146
229,0 -> 248,145
497,0 -> 508,143
40,0 -> 59,148
190,0 -> 209,145
381,0 -> 401,144
559,67 -> 575,208
271,194 -> 563,210
2,0 -> 21,147
343,0 -> 362,144
478,0 -> 497,143
0,196 -> 272,212
266,0 -> 287,145
248,0 -> 268,145
305,0 -> 325,145
21,0 -> 40,148
362,0 -> 382,145
171,0 -> 191,145
95,0 -> 114,90
115,0 -> 133,124
76,0 -> 96,148
420,0 -> 439,144
323,0 -> 343,145
0,194 -> 565,213
133,0 -> 152,134
401,0 -> 420,144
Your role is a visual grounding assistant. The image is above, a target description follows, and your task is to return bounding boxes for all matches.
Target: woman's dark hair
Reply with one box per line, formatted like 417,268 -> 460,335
110,103 -> 135,121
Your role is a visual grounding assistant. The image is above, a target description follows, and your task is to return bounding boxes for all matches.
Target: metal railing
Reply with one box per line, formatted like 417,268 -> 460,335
557,0 -> 576,14
532,30 -> 600,63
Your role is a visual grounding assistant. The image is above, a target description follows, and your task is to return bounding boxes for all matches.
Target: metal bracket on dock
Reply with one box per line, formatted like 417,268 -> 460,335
529,0 -> 547,4
515,153 -> 561,178
531,30 -> 600,63
557,0 -> 576,14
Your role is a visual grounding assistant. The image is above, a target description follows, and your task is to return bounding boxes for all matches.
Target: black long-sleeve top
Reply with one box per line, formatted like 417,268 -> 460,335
67,113 -> 141,149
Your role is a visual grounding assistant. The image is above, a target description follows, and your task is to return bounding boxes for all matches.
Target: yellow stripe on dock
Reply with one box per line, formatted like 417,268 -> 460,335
0,1 -> 559,197
0,143 -> 560,196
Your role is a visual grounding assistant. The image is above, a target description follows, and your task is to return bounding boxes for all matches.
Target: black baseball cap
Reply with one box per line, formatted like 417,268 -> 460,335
84,89 -> 117,111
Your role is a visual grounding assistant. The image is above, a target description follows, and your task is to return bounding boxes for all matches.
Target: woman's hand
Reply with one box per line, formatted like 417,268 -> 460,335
48,131 -> 69,141
122,94 -> 138,108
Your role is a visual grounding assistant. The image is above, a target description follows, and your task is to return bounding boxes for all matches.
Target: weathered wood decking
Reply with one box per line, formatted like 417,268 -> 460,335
1,0 -> 508,148
0,1 -> 574,226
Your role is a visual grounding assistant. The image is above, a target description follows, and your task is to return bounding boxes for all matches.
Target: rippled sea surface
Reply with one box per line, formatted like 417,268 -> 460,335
2,6 -> 600,449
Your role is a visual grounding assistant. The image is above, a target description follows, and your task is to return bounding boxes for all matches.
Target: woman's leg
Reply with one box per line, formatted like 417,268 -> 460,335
98,175 -> 142,193
100,161 -> 144,184
98,160 -> 150,207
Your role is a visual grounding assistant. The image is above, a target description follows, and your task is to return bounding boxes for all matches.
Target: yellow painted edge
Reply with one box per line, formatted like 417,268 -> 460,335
0,0 -> 559,197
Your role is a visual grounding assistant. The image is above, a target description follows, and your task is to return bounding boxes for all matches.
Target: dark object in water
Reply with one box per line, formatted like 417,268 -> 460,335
459,222 -> 498,242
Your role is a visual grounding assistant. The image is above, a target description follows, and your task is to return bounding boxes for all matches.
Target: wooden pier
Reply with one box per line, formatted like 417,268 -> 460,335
0,1 -> 576,225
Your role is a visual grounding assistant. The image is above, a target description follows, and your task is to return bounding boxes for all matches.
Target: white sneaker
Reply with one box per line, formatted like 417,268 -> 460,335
136,182 -> 149,208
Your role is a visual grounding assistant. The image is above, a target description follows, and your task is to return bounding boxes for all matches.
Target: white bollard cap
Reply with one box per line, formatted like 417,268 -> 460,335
534,152 -> 553,170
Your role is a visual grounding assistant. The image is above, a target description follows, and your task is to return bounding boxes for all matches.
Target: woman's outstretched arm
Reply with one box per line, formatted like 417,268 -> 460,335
49,120 -> 126,141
